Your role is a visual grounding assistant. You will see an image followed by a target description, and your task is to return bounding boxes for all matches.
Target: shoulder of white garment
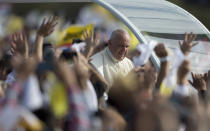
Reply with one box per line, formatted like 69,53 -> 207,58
90,49 -> 107,77
90,49 -> 105,68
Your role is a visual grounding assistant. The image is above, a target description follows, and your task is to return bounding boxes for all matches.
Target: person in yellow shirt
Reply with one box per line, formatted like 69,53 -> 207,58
90,29 -> 134,86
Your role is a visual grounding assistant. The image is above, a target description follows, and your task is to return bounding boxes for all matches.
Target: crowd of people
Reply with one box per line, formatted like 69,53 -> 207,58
0,14 -> 210,131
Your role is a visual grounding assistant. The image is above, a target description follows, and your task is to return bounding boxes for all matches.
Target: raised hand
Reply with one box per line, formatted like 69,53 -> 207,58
188,72 -> 206,91
37,16 -> 58,37
34,16 -> 58,62
154,43 -> 168,58
83,29 -> 100,58
154,43 -> 169,90
83,29 -> 100,46
179,32 -> 198,55
10,32 -> 29,58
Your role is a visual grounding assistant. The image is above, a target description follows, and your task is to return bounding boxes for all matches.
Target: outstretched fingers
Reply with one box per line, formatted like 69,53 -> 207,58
184,32 -> 188,42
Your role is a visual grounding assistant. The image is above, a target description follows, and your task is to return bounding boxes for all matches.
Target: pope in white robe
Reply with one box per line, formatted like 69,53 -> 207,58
90,29 -> 134,86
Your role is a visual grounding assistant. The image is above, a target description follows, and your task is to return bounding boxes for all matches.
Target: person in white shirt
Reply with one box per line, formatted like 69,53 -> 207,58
90,29 -> 134,86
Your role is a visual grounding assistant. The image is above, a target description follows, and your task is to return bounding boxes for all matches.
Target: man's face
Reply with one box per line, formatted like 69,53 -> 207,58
109,33 -> 130,61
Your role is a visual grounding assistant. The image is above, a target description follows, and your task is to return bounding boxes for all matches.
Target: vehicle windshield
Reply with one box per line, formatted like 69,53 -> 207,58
102,0 -> 210,73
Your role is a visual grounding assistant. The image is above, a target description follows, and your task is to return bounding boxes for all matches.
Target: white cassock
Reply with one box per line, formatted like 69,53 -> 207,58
90,47 -> 134,86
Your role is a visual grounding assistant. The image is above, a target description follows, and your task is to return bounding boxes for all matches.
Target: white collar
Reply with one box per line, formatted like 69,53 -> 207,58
106,47 -> 119,63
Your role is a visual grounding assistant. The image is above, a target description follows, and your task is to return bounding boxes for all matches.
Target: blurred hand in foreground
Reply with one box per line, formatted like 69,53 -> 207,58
37,16 -> 58,37
10,32 -> 29,58
188,72 -> 206,91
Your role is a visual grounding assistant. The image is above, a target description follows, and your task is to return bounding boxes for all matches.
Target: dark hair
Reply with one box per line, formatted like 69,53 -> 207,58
60,48 -> 77,61
43,43 -> 55,62
0,54 -> 12,80
72,38 -> 83,44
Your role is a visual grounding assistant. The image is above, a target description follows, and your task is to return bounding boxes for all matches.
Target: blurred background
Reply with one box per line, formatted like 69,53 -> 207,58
0,2 -> 136,47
